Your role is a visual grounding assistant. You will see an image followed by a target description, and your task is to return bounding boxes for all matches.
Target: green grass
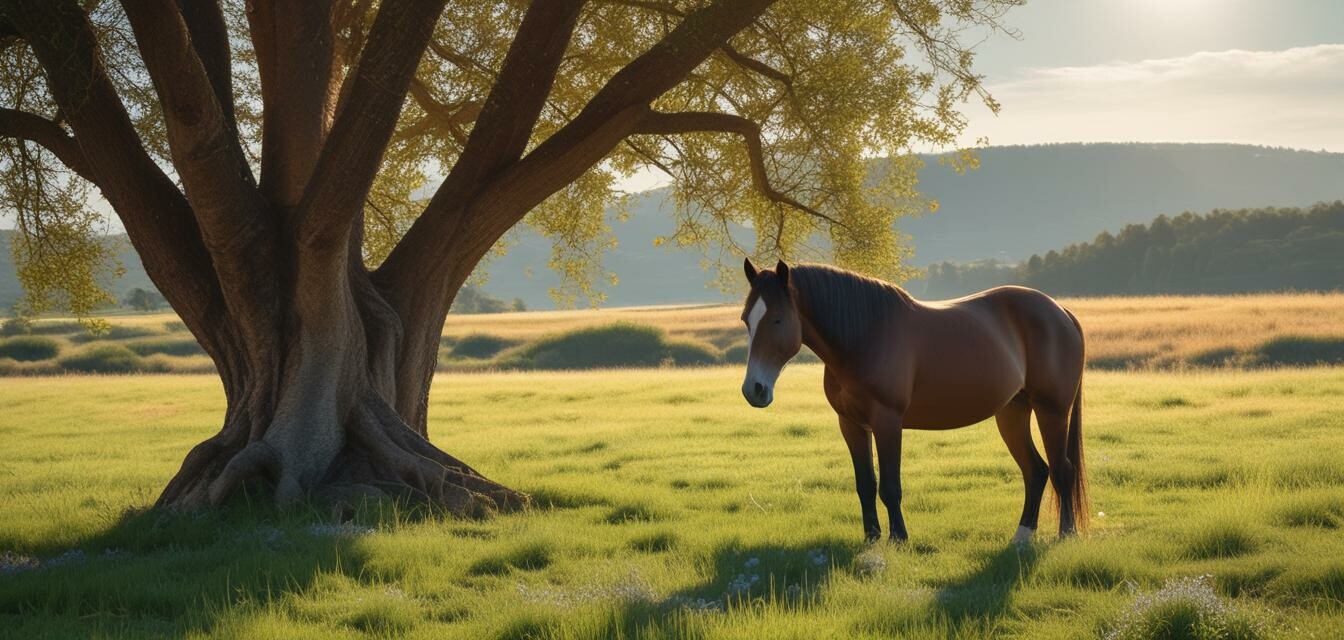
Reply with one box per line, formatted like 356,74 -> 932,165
2,367 -> 1343,638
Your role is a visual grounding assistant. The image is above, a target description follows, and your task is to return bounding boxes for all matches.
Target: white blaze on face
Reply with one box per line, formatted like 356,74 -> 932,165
743,297 -> 779,406
745,297 -> 767,349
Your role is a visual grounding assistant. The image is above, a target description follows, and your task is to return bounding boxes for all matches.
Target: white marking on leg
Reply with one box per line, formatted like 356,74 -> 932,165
1012,525 -> 1034,544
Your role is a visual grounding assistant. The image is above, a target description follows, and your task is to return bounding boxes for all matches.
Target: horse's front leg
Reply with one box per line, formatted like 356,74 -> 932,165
838,416 -> 881,542
872,409 -> 908,542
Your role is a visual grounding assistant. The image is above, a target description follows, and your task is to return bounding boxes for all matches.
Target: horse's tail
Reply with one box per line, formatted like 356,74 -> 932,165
1064,307 -> 1089,531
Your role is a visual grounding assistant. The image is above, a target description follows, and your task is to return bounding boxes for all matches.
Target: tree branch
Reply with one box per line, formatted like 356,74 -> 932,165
175,0 -> 236,132
0,108 -> 97,184
2,0 -> 241,375
403,78 -> 481,145
382,0 -> 779,290
420,0 -> 585,221
122,0 -> 269,253
633,109 -> 842,227
294,0 -> 448,249
599,0 -> 792,87
247,0 -> 338,208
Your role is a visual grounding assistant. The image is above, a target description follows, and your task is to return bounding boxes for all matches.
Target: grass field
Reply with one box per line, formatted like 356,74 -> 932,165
4,293 -> 1343,375
2,366 -> 1343,638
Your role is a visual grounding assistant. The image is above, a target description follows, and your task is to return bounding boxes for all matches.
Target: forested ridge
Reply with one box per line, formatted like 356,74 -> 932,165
918,201 -> 1344,298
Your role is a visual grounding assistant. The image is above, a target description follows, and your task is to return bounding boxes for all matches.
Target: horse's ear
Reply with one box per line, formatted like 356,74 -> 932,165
744,257 -> 758,283
775,260 -> 789,288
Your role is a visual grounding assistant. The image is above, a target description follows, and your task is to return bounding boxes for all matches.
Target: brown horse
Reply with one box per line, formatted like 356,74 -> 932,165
739,259 -> 1088,543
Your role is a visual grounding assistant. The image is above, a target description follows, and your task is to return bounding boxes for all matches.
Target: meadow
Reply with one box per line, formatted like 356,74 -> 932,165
3,293 -> 1344,375
2,366 -> 1343,638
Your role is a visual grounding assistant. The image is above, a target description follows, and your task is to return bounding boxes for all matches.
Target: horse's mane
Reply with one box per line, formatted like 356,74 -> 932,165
789,263 -> 915,356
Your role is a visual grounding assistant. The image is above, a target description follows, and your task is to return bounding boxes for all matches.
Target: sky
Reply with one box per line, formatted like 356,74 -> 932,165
616,0 -> 1344,192
952,0 -> 1344,151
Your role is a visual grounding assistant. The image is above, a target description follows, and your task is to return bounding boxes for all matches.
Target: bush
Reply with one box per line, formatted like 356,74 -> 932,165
664,339 -> 720,366
68,324 -> 161,343
722,342 -> 749,364
58,343 -> 144,373
125,337 -> 205,357
448,334 -> 519,360
0,336 -> 61,362
1,316 -> 33,336
499,323 -> 717,370
1255,335 -> 1344,366
26,320 -> 83,336
1106,575 -> 1269,640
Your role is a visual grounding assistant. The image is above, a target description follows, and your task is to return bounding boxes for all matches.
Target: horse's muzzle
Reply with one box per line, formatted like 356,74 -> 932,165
742,381 -> 773,408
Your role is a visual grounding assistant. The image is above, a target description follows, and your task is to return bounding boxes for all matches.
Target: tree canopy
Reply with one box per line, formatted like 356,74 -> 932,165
2,0 -> 1018,312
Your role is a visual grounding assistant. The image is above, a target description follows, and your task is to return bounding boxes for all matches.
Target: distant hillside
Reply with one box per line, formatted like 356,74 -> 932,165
917,201 -> 1344,298
4,143 -> 1342,310
481,143 -> 1344,306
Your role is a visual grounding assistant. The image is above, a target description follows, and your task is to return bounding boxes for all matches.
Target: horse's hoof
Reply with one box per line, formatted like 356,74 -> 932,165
889,534 -> 908,544
864,533 -> 882,544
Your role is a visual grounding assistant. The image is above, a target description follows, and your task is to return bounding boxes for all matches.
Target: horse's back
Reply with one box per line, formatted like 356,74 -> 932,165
903,286 -> 1082,420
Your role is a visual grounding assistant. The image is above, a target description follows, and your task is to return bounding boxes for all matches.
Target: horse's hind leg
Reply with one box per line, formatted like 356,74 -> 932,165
1034,399 -> 1079,536
996,392 -> 1049,543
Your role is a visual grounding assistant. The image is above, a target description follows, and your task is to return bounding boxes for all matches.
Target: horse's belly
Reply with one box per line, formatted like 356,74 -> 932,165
901,369 -> 1022,430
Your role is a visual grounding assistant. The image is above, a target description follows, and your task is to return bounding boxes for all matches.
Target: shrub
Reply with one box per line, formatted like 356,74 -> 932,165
1255,335 -> 1344,366
0,336 -> 60,362
26,320 -> 83,336
58,343 -> 144,373
501,323 -> 708,370
1106,575 -> 1268,640
0,316 -> 33,336
663,339 -> 720,366
125,337 -> 205,357
722,342 -> 749,364
68,324 -> 161,343
448,333 -> 519,360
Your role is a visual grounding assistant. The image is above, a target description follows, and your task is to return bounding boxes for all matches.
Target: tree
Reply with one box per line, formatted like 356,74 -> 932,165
123,287 -> 166,311
0,0 -> 1018,512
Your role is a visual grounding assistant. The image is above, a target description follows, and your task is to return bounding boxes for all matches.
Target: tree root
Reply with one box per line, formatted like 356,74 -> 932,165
156,386 -> 528,517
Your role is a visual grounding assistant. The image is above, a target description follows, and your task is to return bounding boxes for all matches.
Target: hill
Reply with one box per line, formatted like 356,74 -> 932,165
918,201 -> 1344,298
4,143 -> 1341,309
470,143 -> 1344,306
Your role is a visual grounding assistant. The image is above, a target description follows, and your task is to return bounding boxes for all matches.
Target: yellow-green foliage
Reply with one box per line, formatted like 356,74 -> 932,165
2,367 -> 1342,638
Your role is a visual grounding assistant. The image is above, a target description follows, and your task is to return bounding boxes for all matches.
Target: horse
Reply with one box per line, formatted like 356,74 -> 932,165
738,259 -> 1088,543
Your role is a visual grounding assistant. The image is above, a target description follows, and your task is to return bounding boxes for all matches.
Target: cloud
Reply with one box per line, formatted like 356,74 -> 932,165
960,44 -> 1344,152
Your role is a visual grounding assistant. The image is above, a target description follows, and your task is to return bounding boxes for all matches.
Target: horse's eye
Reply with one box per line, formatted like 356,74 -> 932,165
772,320 -> 781,325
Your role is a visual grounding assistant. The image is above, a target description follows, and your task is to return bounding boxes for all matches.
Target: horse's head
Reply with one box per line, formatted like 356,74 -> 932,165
740,258 -> 802,408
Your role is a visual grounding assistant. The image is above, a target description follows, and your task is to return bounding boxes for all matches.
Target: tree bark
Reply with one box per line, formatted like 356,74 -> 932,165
155,249 -> 525,515
3,0 -> 785,515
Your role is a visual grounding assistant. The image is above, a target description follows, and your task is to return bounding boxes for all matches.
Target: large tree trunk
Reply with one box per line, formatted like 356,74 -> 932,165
5,0 -> 776,515
155,241 -> 526,515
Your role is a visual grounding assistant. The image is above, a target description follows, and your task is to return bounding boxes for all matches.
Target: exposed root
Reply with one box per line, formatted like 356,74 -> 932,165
350,390 -> 529,516
157,386 -> 527,518
207,440 -> 281,505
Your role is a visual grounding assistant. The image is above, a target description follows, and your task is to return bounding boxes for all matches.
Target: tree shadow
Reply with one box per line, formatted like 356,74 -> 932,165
542,537 -> 861,640
0,491 -> 421,637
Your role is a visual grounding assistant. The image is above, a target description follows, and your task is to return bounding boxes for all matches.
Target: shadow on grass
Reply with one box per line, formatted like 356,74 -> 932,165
931,543 -> 1044,631
0,490 -> 433,637
484,539 -> 861,640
